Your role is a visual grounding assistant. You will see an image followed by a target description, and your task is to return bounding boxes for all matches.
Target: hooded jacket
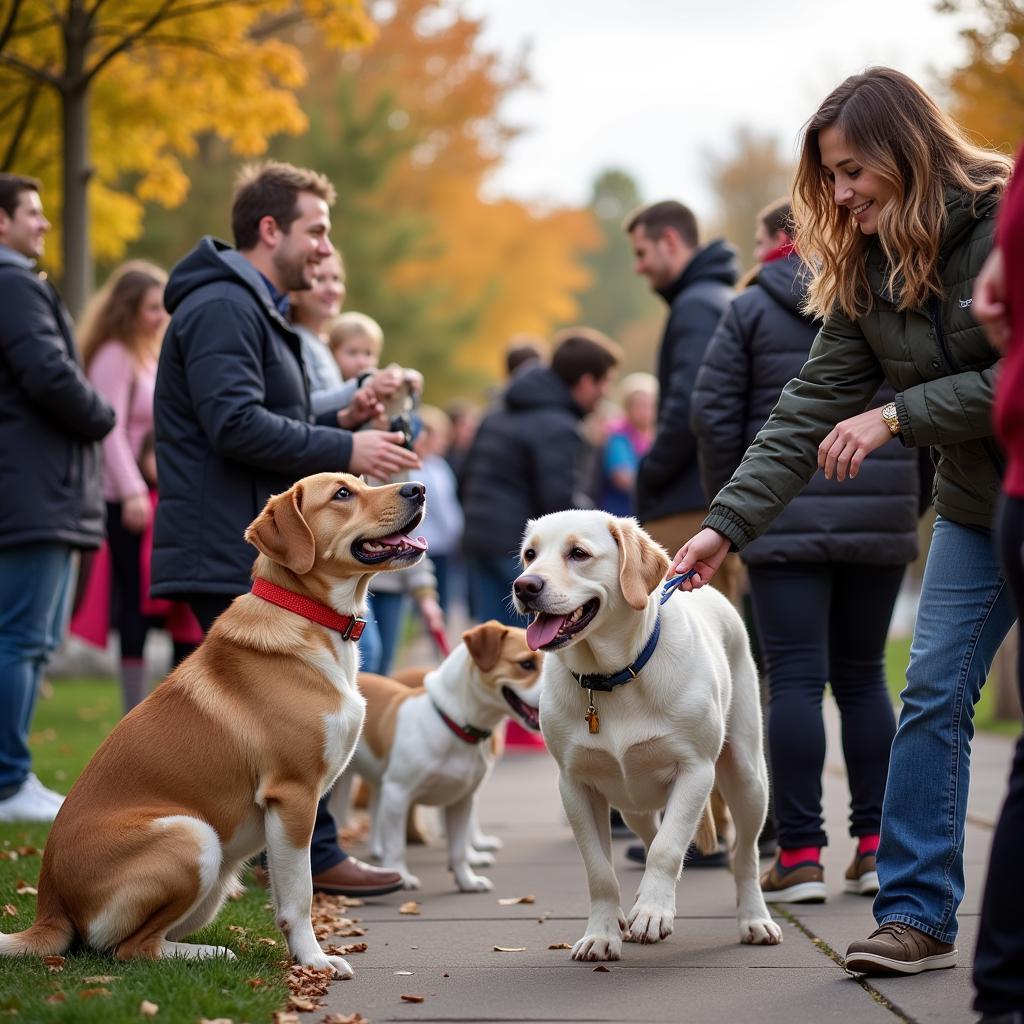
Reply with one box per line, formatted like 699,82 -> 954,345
692,252 -> 920,564
636,239 -> 739,522
705,189 -> 1003,551
460,364 -> 590,559
0,245 -> 115,549
152,237 -> 353,597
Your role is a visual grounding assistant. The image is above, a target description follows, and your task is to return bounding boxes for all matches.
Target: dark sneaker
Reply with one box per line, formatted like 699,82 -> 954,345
845,923 -> 957,975
625,839 -> 730,867
610,809 -> 633,839
760,856 -> 826,903
843,850 -> 879,895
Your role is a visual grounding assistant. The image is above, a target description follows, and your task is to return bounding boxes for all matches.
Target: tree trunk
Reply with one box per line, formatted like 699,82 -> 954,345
60,85 -> 91,317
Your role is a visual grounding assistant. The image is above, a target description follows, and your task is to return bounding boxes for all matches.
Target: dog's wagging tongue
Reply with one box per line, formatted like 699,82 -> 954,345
526,613 -> 566,651
376,531 -> 428,551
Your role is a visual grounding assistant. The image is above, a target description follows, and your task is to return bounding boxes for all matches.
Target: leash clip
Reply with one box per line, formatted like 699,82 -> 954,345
660,569 -> 697,605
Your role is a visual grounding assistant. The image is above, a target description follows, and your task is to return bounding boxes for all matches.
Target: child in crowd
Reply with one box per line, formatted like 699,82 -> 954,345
329,311 -> 384,382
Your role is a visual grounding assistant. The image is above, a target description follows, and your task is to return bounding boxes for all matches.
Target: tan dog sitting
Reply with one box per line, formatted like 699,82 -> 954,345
331,622 -> 543,892
0,473 -> 427,978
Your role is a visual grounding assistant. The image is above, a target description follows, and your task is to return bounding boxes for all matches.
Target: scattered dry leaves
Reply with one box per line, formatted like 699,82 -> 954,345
15,846 -> 39,857
245,977 -> 265,989
547,943 -> 572,950
399,994 -> 425,1004
324,942 -> 366,956
398,901 -> 420,916
320,1014 -> 370,1024
42,955 -> 65,972
496,895 -> 535,905
493,946 -> 526,953
14,880 -> 37,896
81,975 -> 121,984
43,993 -> 66,1004
272,1012 -> 301,1024
78,987 -> 112,999
285,964 -> 334,1015
139,1000 -> 159,1017
256,937 -> 278,947
1,905 -> 15,917
311,893 -> 365,940
199,1018 -> 234,1024
0,852 -> 16,862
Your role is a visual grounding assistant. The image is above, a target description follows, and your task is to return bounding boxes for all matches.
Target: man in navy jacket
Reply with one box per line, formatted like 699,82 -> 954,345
153,161 -> 417,897
0,174 -> 115,823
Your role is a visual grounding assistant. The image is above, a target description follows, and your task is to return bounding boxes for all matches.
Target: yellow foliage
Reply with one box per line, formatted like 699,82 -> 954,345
0,0 -> 374,271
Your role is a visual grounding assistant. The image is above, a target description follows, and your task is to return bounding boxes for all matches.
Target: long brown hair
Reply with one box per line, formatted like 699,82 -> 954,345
793,67 -> 1011,319
79,260 -> 167,370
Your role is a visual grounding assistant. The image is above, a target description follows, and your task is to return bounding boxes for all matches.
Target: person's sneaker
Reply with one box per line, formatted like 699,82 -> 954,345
843,849 -> 879,895
760,856 -> 826,903
845,923 -> 957,976
626,839 -> 730,867
312,856 -> 404,897
610,809 -> 633,839
24,773 -> 64,809
0,779 -> 60,823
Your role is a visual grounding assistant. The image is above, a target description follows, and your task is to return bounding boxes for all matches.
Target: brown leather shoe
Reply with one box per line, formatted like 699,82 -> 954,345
312,856 -> 404,897
760,855 -> 826,903
845,923 -> 957,975
843,850 -> 879,895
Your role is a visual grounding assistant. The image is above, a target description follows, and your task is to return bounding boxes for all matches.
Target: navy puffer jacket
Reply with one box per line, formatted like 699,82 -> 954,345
691,253 -> 921,565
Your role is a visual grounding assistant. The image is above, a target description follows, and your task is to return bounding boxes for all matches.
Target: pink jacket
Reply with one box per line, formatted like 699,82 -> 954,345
87,341 -> 156,502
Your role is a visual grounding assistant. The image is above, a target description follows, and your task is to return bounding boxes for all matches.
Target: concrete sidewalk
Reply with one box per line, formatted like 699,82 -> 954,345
318,708 -> 1017,1024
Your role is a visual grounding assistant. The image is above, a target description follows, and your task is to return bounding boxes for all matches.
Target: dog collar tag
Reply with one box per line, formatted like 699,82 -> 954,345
585,690 -> 600,734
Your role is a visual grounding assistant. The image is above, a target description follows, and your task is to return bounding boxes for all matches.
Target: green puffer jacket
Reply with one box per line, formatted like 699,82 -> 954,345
705,188 -> 1003,550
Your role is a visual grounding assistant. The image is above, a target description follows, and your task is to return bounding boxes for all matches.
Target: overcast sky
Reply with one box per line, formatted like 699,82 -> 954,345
462,0 -> 973,221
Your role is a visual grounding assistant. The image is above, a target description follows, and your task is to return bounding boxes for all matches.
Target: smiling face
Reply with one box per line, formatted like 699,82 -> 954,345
817,124 -> 896,237
513,511 -> 670,653
271,191 -> 334,292
244,473 -> 428,580
462,621 -> 544,731
0,187 -> 49,260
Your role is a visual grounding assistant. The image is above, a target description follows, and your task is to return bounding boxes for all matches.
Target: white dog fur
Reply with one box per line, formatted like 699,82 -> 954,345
513,510 -> 782,960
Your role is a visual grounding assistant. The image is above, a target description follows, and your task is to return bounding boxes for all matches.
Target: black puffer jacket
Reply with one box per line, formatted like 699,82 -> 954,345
0,247 -> 115,549
461,365 -> 589,559
692,253 -> 921,564
152,237 -> 353,597
636,239 -> 739,522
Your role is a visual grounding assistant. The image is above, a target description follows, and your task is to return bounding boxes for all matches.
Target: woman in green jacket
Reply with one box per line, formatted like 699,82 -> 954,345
670,67 -> 1013,977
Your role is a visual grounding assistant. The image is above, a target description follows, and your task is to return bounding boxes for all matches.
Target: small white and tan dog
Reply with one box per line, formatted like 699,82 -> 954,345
0,473 -> 428,978
513,510 -> 782,961
332,622 -> 543,892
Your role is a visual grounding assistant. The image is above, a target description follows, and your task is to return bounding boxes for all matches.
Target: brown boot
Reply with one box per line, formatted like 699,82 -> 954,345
843,849 -> 879,895
312,856 -> 403,897
845,923 -> 957,975
760,855 -> 826,903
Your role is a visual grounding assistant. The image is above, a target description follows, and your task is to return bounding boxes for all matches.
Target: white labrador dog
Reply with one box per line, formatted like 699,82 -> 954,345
513,510 -> 781,961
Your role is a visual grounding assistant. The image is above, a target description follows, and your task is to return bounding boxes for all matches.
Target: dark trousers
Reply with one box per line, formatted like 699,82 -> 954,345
466,554 -> 524,626
974,495 -> 1024,1014
184,590 -> 345,875
106,501 -> 153,660
747,561 -> 904,850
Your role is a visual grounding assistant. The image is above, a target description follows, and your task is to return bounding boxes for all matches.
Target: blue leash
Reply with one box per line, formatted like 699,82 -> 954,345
660,569 -> 697,604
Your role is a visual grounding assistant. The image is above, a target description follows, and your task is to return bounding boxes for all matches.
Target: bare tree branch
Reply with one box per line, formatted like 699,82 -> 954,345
0,51 -> 62,87
0,0 -> 25,51
82,0 -> 177,85
2,81 -> 41,170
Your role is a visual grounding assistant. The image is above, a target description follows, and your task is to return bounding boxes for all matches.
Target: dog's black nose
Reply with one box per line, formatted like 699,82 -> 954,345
514,574 -> 545,601
400,481 -> 426,503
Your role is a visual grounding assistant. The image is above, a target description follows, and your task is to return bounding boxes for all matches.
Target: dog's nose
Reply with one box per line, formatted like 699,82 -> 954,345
513,574 -> 545,601
400,481 -> 426,504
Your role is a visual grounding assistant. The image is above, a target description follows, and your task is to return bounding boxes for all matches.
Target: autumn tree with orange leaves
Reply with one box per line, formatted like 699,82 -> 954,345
0,0 -> 372,312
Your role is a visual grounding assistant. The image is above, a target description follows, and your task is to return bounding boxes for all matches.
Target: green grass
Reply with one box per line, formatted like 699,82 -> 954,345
885,636 -> 1022,738
0,679 -> 289,1024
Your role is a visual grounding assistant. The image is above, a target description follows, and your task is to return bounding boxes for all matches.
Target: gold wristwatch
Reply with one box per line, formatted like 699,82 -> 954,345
881,402 -> 901,437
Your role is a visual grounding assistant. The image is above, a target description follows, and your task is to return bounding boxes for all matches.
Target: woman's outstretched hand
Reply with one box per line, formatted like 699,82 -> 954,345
817,407 -> 894,481
667,528 -> 730,591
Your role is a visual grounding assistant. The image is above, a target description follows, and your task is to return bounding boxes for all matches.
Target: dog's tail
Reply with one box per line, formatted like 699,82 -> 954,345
693,800 -> 718,856
0,886 -> 74,957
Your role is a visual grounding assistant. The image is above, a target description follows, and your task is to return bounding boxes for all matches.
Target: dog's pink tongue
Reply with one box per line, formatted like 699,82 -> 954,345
527,613 -> 565,651
377,532 -> 428,551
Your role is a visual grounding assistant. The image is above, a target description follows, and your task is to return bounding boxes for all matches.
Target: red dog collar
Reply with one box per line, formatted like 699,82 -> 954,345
251,577 -> 366,640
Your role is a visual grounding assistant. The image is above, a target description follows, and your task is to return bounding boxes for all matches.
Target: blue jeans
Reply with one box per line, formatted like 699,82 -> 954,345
466,554 -> 525,627
367,592 -> 404,676
0,543 -> 75,795
873,516 -> 1017,943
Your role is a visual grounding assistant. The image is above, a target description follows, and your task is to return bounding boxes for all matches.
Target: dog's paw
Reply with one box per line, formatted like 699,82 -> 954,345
740,917 -> 783,946
401,872 -> 421,890
626,901 -> 674,944
325,954 -> 355,979
467,848 -> 495,868
472,833 -> 503,852
455,872 -> 493,893
571,932 -> 622,962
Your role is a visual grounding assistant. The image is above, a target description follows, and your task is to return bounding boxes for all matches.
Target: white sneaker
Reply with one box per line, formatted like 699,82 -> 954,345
0,779 -> 60,823
24,773 -> 64,809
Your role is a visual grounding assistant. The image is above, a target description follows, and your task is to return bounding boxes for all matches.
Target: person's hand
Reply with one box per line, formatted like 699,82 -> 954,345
667,528 -> 730,591
337,385 -> 384,429
974,246 -> 1009,351
349,430 -> 421,478
369,365 -> 404,399
817,407 -> 894,481
403,368 -> 424,395
121,492 -> 151,534
418,595 -> 445,635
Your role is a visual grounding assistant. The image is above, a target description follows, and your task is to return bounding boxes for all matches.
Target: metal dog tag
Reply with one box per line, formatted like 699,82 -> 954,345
585,690 -> 600,734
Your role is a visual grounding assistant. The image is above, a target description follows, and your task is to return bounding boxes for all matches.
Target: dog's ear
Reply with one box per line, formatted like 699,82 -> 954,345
244,484 -> 316,575
608,518 -> 670,611
462,620 -> 509,672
